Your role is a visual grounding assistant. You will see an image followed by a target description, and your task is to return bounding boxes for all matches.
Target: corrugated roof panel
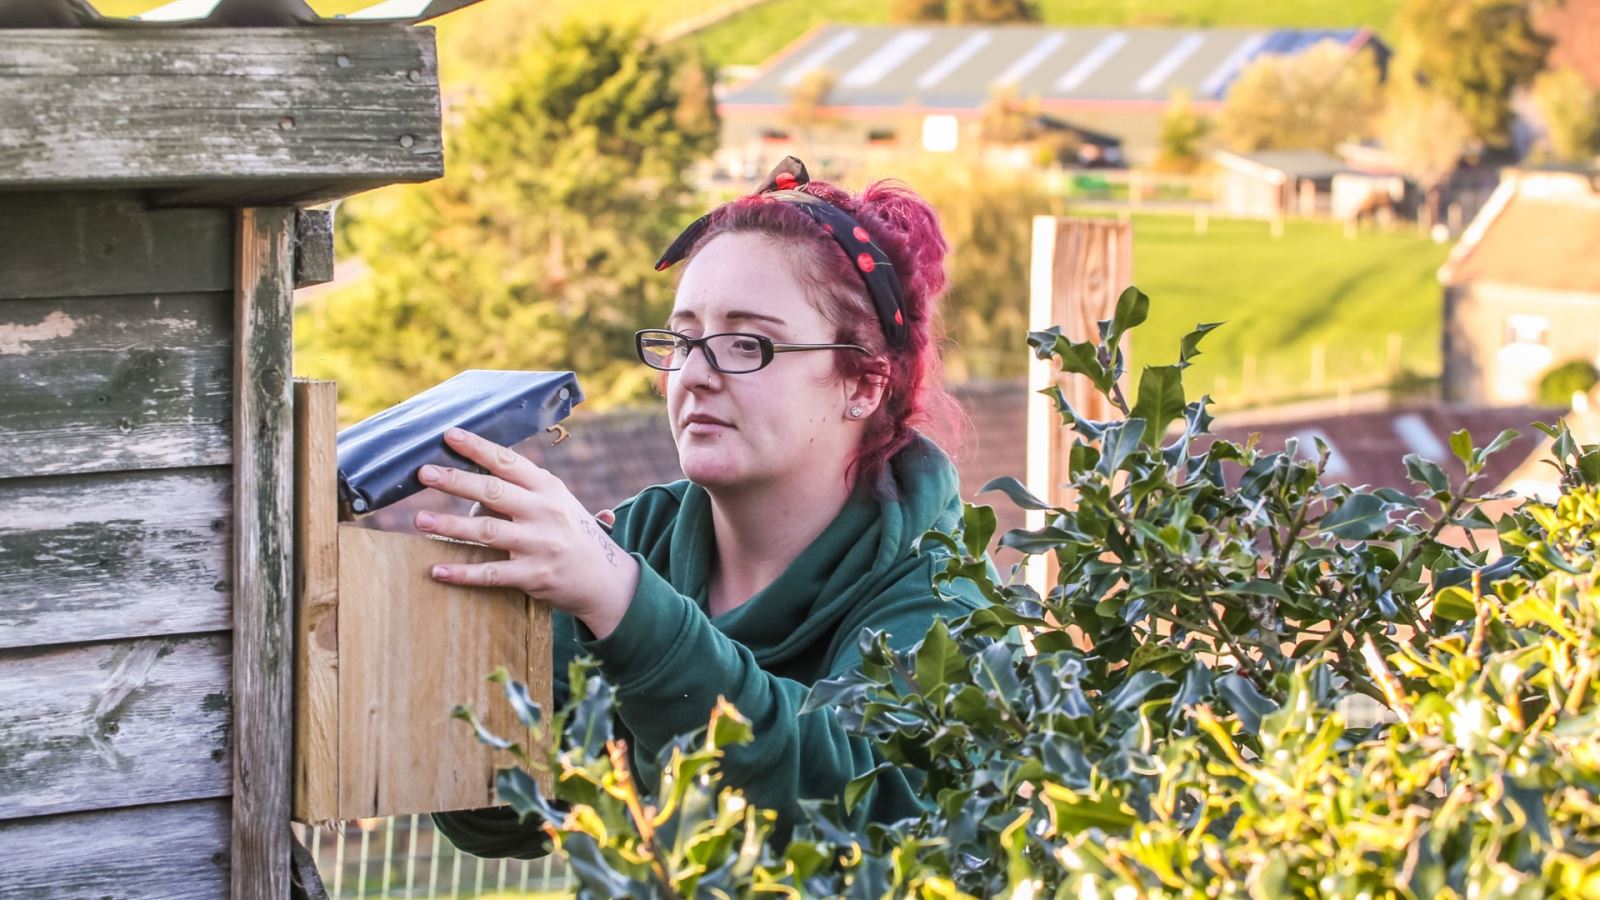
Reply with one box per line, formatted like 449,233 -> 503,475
1134,33 -> 1205,93
915,30 -> 991,90
840,29 -> 933,88
1053,30 -> 1127,92
1197,32 -> 1270,98
992,32 -> 1066,87
777,28 -> 861,86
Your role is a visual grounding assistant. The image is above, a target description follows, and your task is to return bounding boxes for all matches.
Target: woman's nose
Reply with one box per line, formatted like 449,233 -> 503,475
676,342 -> 721,390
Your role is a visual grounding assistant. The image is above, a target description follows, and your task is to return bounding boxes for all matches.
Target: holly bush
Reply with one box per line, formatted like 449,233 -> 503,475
458,288 -> 1600,898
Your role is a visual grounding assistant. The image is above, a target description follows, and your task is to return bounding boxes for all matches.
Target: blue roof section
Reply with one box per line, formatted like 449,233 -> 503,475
722,24 -> 1383,110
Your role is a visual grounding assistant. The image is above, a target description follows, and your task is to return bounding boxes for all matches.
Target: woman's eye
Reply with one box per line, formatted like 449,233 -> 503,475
730,338 -> 763,355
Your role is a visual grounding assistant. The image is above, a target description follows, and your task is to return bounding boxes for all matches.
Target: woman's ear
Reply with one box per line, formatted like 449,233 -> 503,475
844,370 -> 887,420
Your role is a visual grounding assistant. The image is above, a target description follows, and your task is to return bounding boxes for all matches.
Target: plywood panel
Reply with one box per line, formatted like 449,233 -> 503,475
0,467 -> 230,650
0,192 -> 231,301
334,527 -> 550,820
0,798 -> 230,898
0,292 -> 232,479
0,635 -> 232,820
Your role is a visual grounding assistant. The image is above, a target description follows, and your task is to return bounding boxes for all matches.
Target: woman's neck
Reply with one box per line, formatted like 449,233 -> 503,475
703,468 -> 854,618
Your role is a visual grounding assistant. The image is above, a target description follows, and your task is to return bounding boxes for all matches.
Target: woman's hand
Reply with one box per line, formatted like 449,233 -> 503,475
413,427 -> 638,638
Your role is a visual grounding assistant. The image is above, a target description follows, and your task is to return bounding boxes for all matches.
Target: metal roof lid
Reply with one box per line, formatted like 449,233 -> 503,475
0,0 -> 484,28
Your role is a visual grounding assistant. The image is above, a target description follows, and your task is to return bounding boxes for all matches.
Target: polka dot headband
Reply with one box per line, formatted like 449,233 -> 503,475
653,156 -> 910,349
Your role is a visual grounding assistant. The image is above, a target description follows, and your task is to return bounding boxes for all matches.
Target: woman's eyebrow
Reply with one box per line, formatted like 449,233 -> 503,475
725,310 -> 788,327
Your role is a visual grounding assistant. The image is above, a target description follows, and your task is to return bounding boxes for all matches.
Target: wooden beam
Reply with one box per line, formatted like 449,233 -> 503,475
0,798 -> 230,898
292,380 -> 340,822
0,634 -> 233,819
0,292 -> 233,479
0,468 -> 231,650
293,210 -> 336,289
233,207 -> 296,900
0,28 -> 444,205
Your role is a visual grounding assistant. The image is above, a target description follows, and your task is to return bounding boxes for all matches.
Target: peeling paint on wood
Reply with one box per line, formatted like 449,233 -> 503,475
0,467 -> 231,649
0,798 -> 230,897
0,192 -> 231,302
0,292 -> 232,479
0,635 -> 232,820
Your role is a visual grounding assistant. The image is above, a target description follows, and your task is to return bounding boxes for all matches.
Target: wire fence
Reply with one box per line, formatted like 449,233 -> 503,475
294,816 -> 574,898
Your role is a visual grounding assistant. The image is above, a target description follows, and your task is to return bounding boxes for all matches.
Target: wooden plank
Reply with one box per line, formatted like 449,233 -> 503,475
336,526 -> 548,819
0,191 -> 232,301
0,635 -> 233,819
0,798 -> 230,898
293,209 -> 336,289
0,467 -> 231,650
0,292 -> 232,479
233,207 -> 295,900
292,380 -> 340,823
0,28 -> 443,203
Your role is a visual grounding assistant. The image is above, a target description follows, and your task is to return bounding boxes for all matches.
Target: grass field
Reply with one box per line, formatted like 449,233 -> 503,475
693,0 -> 1403,68
1108,213 -> 1448,409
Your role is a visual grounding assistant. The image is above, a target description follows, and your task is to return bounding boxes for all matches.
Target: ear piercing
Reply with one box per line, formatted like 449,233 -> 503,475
849,407 -> 863,418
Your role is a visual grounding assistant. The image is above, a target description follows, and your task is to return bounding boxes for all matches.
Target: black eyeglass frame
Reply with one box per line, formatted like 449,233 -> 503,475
634,328 -> 870,374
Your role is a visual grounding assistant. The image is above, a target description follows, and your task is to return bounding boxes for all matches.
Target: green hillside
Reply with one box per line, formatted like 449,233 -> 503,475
693,0 -> 1403,69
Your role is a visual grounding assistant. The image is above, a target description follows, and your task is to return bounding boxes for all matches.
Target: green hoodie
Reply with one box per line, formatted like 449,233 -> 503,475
433,434 -> 987,858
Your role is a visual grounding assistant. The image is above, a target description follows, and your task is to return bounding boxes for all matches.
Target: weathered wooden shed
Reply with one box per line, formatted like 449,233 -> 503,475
0,1 -> 485,895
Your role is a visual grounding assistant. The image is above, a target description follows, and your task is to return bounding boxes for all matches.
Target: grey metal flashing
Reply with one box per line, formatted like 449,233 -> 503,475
0,0 -> 483,28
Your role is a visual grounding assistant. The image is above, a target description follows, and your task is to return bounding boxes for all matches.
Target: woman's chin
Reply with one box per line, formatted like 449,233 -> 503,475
678,449 -> 744,487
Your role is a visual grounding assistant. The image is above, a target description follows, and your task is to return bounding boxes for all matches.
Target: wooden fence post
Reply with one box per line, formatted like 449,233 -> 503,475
1026,216 -> 1134,594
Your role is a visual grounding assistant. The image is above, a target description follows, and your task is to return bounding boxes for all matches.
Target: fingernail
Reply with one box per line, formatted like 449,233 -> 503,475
419,465 -> 438,483
446,428 -> 466,442
432,565 -> 448,578
416,512 -> 436,529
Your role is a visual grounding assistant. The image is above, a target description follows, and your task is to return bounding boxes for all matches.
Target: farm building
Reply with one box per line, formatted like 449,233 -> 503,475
0,1 -> 490,896
715,23 -> 1390,173
1438,168 -> 1600,405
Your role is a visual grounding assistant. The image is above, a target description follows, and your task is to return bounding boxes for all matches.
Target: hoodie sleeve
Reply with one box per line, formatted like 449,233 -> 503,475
576,552 -> 982,837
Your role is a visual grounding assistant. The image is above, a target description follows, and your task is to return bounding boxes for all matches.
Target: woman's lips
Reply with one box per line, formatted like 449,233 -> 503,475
683,420 -> 731,436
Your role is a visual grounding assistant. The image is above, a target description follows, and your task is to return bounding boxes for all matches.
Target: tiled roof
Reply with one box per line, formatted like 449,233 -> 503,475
1440,170 -> 1600,294
721,24 -> 1378,111
1539,0 -> 1600,89
0,0 -> 480,28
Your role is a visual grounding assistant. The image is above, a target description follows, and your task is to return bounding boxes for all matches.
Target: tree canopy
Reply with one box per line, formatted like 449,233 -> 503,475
1217,40 -> 1381,153
297,21 -> 718,421
1394,0 -> 1550,148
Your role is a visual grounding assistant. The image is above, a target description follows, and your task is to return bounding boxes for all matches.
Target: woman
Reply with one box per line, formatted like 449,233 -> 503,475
424,158 -> 989,856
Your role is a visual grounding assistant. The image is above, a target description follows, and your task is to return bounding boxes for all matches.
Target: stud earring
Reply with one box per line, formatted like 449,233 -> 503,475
849,407 -> 863,418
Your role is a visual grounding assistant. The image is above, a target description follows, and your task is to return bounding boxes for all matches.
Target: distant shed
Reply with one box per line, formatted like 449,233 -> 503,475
0,1 -> 480,896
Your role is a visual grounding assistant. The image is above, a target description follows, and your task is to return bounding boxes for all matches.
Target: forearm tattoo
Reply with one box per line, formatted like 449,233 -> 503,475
581,517 -> 620,566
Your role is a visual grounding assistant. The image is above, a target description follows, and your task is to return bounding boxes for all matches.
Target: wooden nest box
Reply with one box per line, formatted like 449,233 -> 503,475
0,2 -> 553,897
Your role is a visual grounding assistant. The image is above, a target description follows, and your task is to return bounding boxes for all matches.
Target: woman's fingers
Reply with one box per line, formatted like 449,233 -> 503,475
430,559 -> 512,588
417,464 -> 534,518
442,428 -> 550,490
414,510 -> 530,552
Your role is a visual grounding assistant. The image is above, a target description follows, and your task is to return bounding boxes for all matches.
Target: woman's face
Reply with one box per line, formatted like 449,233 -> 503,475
666,232 -> 861,492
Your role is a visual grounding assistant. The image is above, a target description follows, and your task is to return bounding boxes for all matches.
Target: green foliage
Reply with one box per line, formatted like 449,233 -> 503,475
296,21 -> 717,420
1532,66 -> 1600,164
889,0 -> 949,22
949,0 -> 1039,23
1393,0 -> 1550,148
1540,359 -> 1600,409
1155,90 -> 1211,173
1217,40 -> 1381,153
460,293 -> 1600,896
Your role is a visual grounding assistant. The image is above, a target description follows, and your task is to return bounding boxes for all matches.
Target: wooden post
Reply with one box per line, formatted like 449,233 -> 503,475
293,380 -> 340,823
1026,216 -> 1133,593
234,207 -> 296,900
1310,344 -> 1326,393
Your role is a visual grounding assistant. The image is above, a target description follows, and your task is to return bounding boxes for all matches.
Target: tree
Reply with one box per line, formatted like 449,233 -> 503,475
1394,0 -> 1550,148
785,69 -> 838,145
1155,89 -> 1211,172
977,85 -> 1040,145
1217,40 -> 1381,152
1532,65 -> 1600,163
889,0 -> 947,22
1379,66 -> 1476,228
296,21 -> 719,420
949,0 -> 1039,24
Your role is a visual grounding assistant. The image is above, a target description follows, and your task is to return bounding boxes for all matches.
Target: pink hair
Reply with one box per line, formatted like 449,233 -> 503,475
675,177 -> 967,495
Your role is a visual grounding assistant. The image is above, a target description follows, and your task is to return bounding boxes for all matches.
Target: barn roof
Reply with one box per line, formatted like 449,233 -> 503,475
0,0 -> 481,28
1439,169 -> 1600,295
720,23 -> 1381,112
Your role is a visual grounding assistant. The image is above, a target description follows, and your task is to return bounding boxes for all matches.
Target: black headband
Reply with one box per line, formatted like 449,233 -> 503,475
653,156 -> 909,348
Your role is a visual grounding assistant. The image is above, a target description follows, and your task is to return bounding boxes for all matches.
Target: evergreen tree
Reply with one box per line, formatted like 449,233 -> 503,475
297,22 -> 719,420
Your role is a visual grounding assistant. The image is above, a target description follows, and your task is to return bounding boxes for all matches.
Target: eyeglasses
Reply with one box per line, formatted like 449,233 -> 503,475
634,329 -> 869,374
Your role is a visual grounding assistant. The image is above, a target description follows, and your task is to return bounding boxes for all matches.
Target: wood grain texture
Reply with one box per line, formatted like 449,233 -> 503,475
335,526 -> 549,819
293,209 -> 336,289
0,467 -> 231,650
292,380 -> 340,823
0,292 -> 232,479
233,207 -> 296,900
0,191 -> 232,301
0,798 -> 231,898
0,29 -> 443,205
0,635 -> 233,819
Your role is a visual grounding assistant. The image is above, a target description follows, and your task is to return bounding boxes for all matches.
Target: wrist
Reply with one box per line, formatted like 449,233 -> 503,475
578,553 -> 639,640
